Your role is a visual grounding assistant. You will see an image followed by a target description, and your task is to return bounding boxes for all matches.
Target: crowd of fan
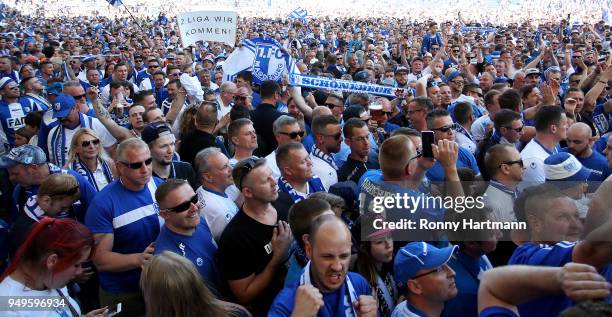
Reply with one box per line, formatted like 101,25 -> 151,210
0,1 -> 612,317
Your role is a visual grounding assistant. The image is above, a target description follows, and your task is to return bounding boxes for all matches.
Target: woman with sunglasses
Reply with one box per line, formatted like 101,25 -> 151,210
0,218 -> 108,317
65,128 -> 116,192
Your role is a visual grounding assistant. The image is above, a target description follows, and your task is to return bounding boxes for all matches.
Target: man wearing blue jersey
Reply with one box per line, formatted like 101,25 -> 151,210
0,77 -> 46,153
508,181 -> 612,317
269,214 -> 378,317
154,178 -> 222,295
86,138 -> 163,317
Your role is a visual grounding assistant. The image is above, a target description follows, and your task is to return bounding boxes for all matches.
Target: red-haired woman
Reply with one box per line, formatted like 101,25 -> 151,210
0,218 -> 108,317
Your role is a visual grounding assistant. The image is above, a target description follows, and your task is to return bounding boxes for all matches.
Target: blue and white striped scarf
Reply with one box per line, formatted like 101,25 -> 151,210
50,113 -> 93,167
70,156 -> 114,192
311,145 -> 338,170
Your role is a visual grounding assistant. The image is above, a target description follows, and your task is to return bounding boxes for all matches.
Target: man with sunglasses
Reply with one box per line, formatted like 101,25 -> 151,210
425,109 -> 480,182
46,94 -> 116,167
136,58 -> 162,91
483,144 -> 525,224
86,138 -> 162,317
266,115 -> 305,180
154,178 -> 222,295
310,115 -> 343,190
217,157 -> 292,317
0,77 -> 46,153
392,242 -> 458,317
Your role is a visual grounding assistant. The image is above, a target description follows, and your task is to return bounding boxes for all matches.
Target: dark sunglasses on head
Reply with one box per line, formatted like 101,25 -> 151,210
238,156 -> 259,189
499,159 -> 524,168
280,131 -> 305,139
81,139 -> 100,147
120,157 -> 153,169
163,194 -> 198,213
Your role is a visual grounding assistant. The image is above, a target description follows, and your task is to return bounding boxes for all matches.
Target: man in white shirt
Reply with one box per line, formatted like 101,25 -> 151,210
193,147 -> 239,241
309,115 -> 342,190
483,144 -> 525,222
519,106 -> 568,191
471,90 -> 501,142
265,115 -> 305,180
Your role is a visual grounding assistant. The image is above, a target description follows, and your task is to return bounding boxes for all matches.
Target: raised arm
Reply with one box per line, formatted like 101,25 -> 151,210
87,87 -> 132,142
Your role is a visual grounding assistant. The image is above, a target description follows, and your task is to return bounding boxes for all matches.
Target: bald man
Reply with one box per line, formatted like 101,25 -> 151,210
564,122 -> 610,181
269,214 -> 378,317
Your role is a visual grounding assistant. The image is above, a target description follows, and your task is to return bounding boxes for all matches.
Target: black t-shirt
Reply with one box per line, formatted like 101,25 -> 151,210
217,209 -> 287,317
152,161 -> 199,189
179,130 -> 218,167
338,156 -> 379,183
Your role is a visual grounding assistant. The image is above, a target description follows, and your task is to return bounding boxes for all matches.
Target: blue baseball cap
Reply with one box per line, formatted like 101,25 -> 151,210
52,94 -> 77,119
0,145 -> 47,168
394,242 -> 457,289
447,71 -> 463,83
544,152 -> 591,183
46,82 -> 63,96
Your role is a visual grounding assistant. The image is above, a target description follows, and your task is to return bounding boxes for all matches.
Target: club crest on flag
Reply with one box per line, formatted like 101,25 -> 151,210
252,42 -> 286,84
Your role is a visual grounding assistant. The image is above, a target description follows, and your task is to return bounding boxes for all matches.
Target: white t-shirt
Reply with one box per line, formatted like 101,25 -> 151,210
484,184 -> 517,223
310,153 -> 338,191
0,276 -> 81,317
471,114 -> 492,142
519,138 -> 556,192
196,185 -> 239,241
265,151 -> 281,181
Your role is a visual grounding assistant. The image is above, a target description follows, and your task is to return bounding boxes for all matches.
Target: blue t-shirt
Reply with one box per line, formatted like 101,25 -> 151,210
479,306 -> 518,317
593,135 -> 609,155
0,97 -> 46,150
269,271 -> 373,317
154,218 -> 220,293
426,146 -> 480,182
84,178 -> 163,293
443,252 -> 493,317
560,148 -> 609,182
11,164 -> 96,223
507,241 -> 575,317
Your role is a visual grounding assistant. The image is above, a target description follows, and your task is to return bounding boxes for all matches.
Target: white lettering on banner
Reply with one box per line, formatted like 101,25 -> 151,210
288,74 -> 409,98
6,117 -> 25,129
177,11 -> 237,47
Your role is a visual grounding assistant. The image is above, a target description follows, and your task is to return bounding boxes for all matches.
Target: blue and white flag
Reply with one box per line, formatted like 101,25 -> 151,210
603,9 -> 610,24
287,7 -> 309,22
106,0 -> 122,7
222,37 -> 299,85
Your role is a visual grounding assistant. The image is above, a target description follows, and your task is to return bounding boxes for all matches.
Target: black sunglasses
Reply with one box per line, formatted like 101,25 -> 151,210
499,159 -> 524,168
234,95 -> 247,101
81,139 -> 100,147
163,194 -> 198,213
74,94 -> 86,100
322,132 -> 342,140
432,125 -> 455,133
502,125 -> 524,133
120,157 -> 153,169
238,157 -> 258,189
149,65 -> 160,68
325,103 -> 341,109
280,131 -> 305,139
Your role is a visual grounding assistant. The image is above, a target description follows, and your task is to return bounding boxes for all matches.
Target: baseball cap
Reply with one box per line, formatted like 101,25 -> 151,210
525,68 -> 541,76
167,53 -> 177,59
52,94 -> 77,119
395,66 -> 409,74
544,152 -> 591,183
343,105 -> 371,121
447,71 -> 463,83
141,122 -> 173,144
394,242 -> 457,289
203,57 -> 214,64
0,144 -> 47,168
354,70 -> 369,82
46,82 -> 63,96
0,77 -> 16,90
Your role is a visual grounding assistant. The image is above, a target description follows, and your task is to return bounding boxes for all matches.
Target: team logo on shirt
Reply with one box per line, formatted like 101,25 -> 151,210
196,257 -> 203,266
530,162 -> 537,169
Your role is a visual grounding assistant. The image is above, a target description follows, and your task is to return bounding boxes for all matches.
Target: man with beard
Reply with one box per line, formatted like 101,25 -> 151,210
142,122 -> 197,189
310,115 -> 343,190
269,214 -> 378,317
564,122 -> 609,181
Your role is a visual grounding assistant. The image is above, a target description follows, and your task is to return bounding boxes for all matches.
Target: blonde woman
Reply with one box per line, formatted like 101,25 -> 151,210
141,251 -> 251,317
65,128 -> 116,192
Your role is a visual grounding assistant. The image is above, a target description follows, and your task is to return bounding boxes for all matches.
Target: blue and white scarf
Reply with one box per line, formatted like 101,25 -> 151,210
70,156 -> 114,192
50,113 -> 93,167
311,145 -> 339,171
489,180 -> 518,199
277,176 -> 326,203
300,261 -> 358,317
